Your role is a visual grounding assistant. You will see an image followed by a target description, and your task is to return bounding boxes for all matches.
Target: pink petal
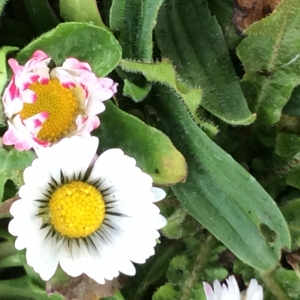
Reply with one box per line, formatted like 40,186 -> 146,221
20,89 -> 36,103
2,129 -> 19,145
203,282 -> 217,300
62,57 -> 91,72
8,59 -> 23,76
23,112 -> 49,134
32,50 -> 49,60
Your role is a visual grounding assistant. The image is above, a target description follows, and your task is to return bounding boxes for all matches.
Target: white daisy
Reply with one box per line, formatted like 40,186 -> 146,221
203,275 -> 263,300
8,136 -> 167,283
2,50 -> 118,151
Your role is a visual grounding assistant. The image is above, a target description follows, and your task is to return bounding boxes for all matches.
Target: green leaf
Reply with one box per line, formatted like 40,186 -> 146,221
0,277 -> 63,300
119,59 -> 202,123
281,199 -> 300,249
60,0 -> 105,27
17,22 -> 122,77
283,86 -> 300,116
149,85 -> 291,271
110,0 -> 163,61
0,46 -> 19,126
155,0 -> 254,125
0,148 -> 35,202
260,267 -> 300,300
94,101 -> 187,185
0,0 -> 8,16
161,208 -> 187,240
153,236 -> 219,300
237,0 -> 300,125
23,0 -> 59,35
207,0 -> 242,50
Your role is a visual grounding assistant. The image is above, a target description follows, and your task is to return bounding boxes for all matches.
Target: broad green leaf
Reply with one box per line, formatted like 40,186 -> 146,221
0,148 -> 35,202
23,0 -> 59,35
149,85 -> 290,271
237,0 -> 300,125
17,22 -> 122,77
0,46 -> 18,126
110,0 -> 163,102
155,0 -> 254,125
110,0 -> 163,61
94,101 -> 187,185
60,0 -> 105,27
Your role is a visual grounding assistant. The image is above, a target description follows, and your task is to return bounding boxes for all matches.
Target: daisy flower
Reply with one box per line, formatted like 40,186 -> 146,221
8,136 -> 167,283
203,275 -> 263,300
2,50 -> 117,151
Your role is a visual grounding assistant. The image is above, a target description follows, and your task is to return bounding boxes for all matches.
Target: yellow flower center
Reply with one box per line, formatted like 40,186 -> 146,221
49,181 -> 105,238
20,78 -> 79,143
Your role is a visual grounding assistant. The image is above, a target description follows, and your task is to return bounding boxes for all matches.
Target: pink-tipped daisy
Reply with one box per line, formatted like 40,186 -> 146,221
2,50 -> 118,151
8,136 -> 167,283
203,275 -> 263,300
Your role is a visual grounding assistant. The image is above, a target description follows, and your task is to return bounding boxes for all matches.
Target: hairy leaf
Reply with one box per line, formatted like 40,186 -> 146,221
149,85 -> 290,271
155,0 -> 255,125
17,22 -> 122,77
110,0 -> 163,61
237,0 -> 300,124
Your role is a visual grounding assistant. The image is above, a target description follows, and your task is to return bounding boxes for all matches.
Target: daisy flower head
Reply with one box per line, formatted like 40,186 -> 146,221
203,275 -> 263,300
2,50 -> 118,151
8,136 -> 167,283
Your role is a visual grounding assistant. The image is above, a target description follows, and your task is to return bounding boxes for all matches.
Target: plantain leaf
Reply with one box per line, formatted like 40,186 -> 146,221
16,22 -> 122,77
93,101 -> 187,185
149,84 -> 291,271
237,0 -> 300,125
110,0 -> 163,61
155,0 -> 254,125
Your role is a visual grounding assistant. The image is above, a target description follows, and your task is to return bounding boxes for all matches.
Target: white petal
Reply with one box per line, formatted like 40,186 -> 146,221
150,187 -> 166,202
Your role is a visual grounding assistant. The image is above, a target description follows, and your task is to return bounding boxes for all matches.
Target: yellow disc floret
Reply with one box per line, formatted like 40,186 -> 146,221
49,181 -> 105,238
20,79 -> 79,143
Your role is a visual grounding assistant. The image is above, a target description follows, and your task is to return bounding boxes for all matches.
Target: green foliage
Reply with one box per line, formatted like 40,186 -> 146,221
0,276 -> 63,300
17,22 -> 122,77
94,101 -> 187,185
59,0 -> 105,27
237,0 -> 300,125
0,148 -> 35,202
149,84 -> 290,271
110,0 -> 163,61
207,0 -> 242,50
153,236 -> 222,300
155,0 -> 254,125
